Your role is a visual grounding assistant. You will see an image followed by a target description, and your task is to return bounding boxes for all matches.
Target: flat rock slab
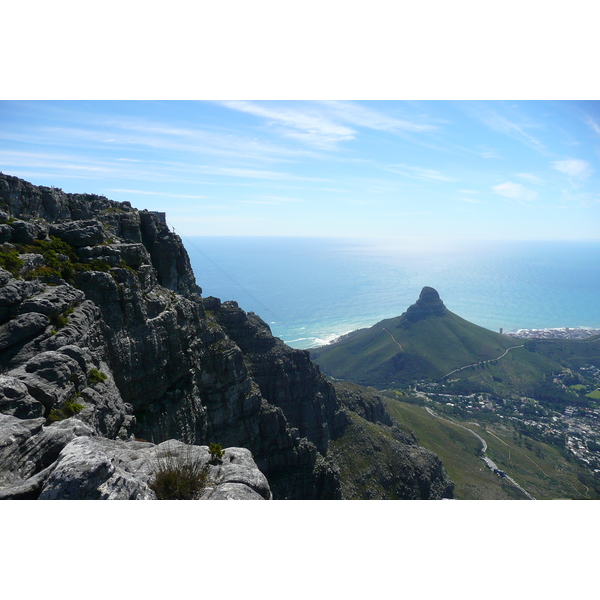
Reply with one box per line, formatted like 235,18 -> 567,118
30,437 -> 272,500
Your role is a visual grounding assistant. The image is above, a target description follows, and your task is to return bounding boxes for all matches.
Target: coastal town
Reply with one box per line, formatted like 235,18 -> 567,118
506,327 -> 600,340
413,360 -> 600,478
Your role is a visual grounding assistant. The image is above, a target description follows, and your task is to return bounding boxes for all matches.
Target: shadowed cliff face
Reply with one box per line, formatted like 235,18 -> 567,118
0,174 -> 453,500
0,173 -> 342,499
404,286 -> 447,322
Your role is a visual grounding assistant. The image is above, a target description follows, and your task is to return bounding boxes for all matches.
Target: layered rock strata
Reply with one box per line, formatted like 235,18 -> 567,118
0,174 -> 453,499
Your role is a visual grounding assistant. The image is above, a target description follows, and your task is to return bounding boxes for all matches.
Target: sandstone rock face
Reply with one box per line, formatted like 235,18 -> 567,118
0,173 -> 453,500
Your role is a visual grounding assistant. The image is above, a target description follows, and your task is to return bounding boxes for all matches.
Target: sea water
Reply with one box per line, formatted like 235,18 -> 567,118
185,237 -> 600,350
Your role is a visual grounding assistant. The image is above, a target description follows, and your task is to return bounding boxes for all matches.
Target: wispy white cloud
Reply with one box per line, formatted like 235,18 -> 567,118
197,165 -> 327,182
319,101 -> 438,133
328,197 -> 376,207
466,103 -> 546,152
220,101 -> 439,151
0,149 -> 330,187
387,164 -> 456,182
552,159 -> 593,179
461,197 -> 483,204
477,146 -> 501,159
492,181 -> 538,202
585,114 -> 600,136
6,119 -> 324,165
220,101 -> 356,149
109,188 -> 209,199
517,173 -> 544,185
236,195 -> 305,205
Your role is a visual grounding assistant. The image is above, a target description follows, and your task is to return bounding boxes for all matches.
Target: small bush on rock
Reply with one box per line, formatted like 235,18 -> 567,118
208,442 -> 225,463
50,307 -> 74,330
150,448 -> 209,500
88,368 -> 107,386
47,398 -> 84,423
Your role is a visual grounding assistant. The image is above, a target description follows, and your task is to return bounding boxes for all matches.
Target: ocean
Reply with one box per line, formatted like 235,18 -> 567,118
185,237 -> 600,350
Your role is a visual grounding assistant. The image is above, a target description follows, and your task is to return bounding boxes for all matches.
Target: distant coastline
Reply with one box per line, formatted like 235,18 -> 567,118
310,326 -> 600,350
505,327 -> 600,340
189,237 -> 600,351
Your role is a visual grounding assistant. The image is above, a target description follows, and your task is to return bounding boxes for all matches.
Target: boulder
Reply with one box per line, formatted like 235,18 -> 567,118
18,253 -> 45,275
0,375 -> 45,419
0,224 -> 12,243
35,437 -> 272,500
0,415 -> 95,491
0,277 -> 44,309
49,220 -> 105,247
18,285 -> 84,317
0,312 -> 49,351
0,414 -> 45,487
10,351 -> 81,410
9,220 -> 47,244
111,243 -> 150,268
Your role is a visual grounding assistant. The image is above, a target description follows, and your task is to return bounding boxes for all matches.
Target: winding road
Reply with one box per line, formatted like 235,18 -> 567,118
441,344 -> 525,379
424,406 -> 536,500
382,328 -> 404,352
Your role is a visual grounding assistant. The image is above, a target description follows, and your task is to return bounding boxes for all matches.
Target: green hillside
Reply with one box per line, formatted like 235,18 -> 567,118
384,397 -> 597,499
311,287 -> 528,386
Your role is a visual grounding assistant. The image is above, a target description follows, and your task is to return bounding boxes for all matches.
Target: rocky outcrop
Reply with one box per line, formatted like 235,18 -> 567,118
327,410 -> 454,500
332,381 -> 393,426
0,419 -> 270,500
404,286 -> 447,322
0,174 -> 453,500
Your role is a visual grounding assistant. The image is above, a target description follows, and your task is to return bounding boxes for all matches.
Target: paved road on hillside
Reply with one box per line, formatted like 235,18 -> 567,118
441,344 -> 525,379
424,406 -> 536,500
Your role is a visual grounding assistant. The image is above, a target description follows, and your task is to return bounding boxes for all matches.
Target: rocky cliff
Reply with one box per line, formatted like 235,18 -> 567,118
0,173 -> 453,499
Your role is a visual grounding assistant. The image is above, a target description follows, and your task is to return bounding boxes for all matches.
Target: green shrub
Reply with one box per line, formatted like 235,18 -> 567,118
150,448 -> 209,500
74,259 -> 112,273
0,247 -> 24,277
50,307 -> 74,330
208,442 -> 225,462
88,368 -> 107,386
19,236 -> 77,281
19,237 -> 113,281
22,236 -> 77,261
47,398 -> 84,423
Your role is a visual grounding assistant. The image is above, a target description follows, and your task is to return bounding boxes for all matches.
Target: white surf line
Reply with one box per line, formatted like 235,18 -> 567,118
424,406 -> 536,500
441,344 -> 525,379
382,328 -> 404,352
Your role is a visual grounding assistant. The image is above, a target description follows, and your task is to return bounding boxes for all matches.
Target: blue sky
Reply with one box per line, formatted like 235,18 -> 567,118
1,100 -> 598,240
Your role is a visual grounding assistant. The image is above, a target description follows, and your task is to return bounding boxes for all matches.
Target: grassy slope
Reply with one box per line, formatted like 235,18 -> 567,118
444,346 -> 564,397
527,336 -> 600,370
479,422 -> 599,499
384,398 -> 526,499
313,310 -> 527,385
384,397 -> 598,500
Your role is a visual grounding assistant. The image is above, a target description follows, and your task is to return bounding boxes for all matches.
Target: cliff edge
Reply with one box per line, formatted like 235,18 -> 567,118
0,174 -> 453,499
